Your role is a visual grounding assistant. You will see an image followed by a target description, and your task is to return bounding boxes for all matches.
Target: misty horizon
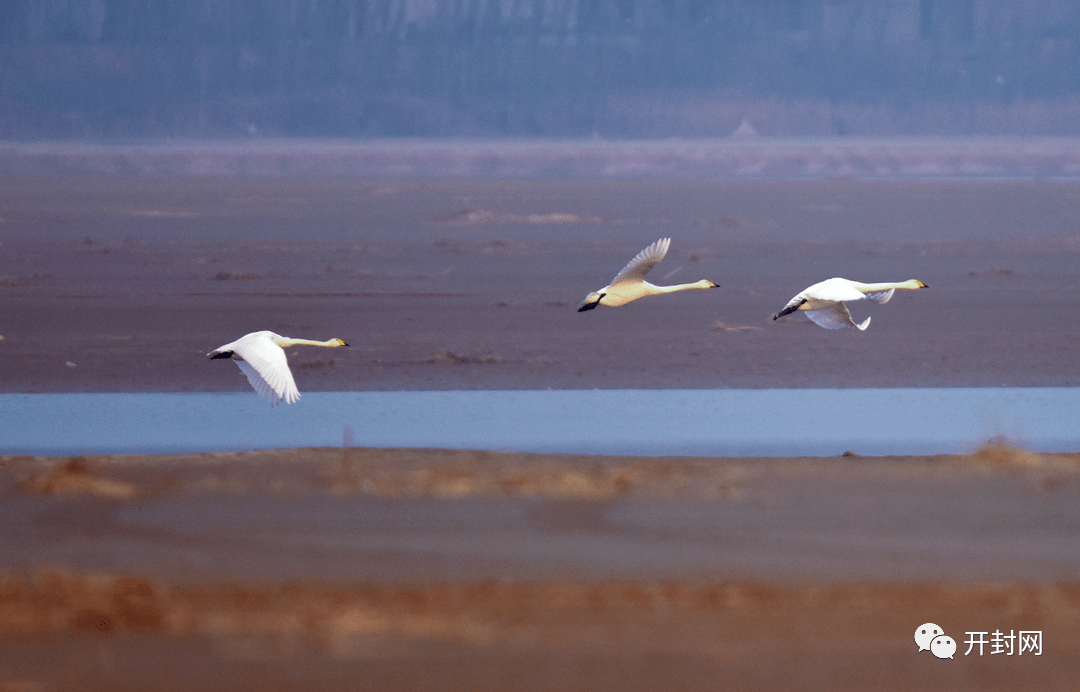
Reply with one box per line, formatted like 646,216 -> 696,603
2,0 -> 1080,140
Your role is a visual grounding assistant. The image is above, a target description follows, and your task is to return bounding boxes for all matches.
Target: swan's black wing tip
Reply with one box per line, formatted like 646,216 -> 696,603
772,299 -> 805,320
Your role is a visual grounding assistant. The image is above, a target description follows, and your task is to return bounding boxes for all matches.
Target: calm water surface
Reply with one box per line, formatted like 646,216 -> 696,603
2,388 -> 1078,457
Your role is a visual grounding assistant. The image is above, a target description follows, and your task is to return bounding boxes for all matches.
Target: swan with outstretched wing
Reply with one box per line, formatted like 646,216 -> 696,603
208,330 -> 348,405
772,277 -> 927,330
578,238 -> 718,311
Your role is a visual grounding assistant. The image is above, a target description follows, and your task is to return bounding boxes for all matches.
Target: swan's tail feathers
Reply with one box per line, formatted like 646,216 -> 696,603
805,303 -> 869,330
863,288 -> 895,304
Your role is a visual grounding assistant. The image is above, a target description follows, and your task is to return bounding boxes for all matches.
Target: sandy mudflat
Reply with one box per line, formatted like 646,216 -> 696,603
0,444 -> 1079,690
2,143 -> 1080,689
3,173 -> 1080,391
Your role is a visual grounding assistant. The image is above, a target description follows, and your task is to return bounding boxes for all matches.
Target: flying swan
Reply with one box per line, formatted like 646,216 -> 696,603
578,237 -> 718,311
208,330 -> 348,405
772,278 -> 927,330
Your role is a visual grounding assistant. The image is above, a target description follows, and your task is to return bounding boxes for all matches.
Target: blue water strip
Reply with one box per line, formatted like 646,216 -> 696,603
1,389 -> 1077,457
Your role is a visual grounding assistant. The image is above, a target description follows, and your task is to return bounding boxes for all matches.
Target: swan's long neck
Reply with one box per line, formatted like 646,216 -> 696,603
273,337 -> 346,348
853,279 -> 924,293
649,279 -> 717,295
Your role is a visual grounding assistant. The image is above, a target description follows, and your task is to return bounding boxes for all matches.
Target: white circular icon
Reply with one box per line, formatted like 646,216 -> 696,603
930,635 -> 956,659
915,623 -> 943,652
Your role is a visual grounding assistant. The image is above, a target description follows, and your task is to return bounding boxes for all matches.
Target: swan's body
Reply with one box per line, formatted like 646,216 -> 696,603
772,278 -> 927,330
577,237 -> 718,311
208,330 -> 348,406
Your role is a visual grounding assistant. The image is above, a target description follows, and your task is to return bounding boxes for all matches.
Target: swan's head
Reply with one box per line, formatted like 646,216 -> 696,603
703,280 -> 719,288
915,280 -> 928,288
329,338 -> 349,347
577,292 -> 604,312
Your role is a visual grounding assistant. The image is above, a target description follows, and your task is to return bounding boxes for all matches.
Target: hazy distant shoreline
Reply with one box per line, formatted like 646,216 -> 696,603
4,137 -> 1080,179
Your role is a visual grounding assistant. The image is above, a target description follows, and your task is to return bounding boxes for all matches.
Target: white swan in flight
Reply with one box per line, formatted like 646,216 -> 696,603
208,330 -> 348,406
772,278 -> 927,330
578,237 -> 718,311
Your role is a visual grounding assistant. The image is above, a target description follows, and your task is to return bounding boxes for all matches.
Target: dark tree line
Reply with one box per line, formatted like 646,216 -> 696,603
1,0 -> 1079,138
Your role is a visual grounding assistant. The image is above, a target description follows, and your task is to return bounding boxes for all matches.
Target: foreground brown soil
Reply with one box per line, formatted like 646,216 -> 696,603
2,571 -> 1077,692
2,444 -> 1078,690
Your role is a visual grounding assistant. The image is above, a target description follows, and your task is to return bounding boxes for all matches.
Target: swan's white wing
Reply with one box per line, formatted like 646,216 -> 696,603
805,303 -> 870,330
235,360 -> 284,406
233,337 -> 300,406
775,279 -> 865,319
609,238 -> 670,286
806,278 -> 869,303
862,288 -> 895,304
